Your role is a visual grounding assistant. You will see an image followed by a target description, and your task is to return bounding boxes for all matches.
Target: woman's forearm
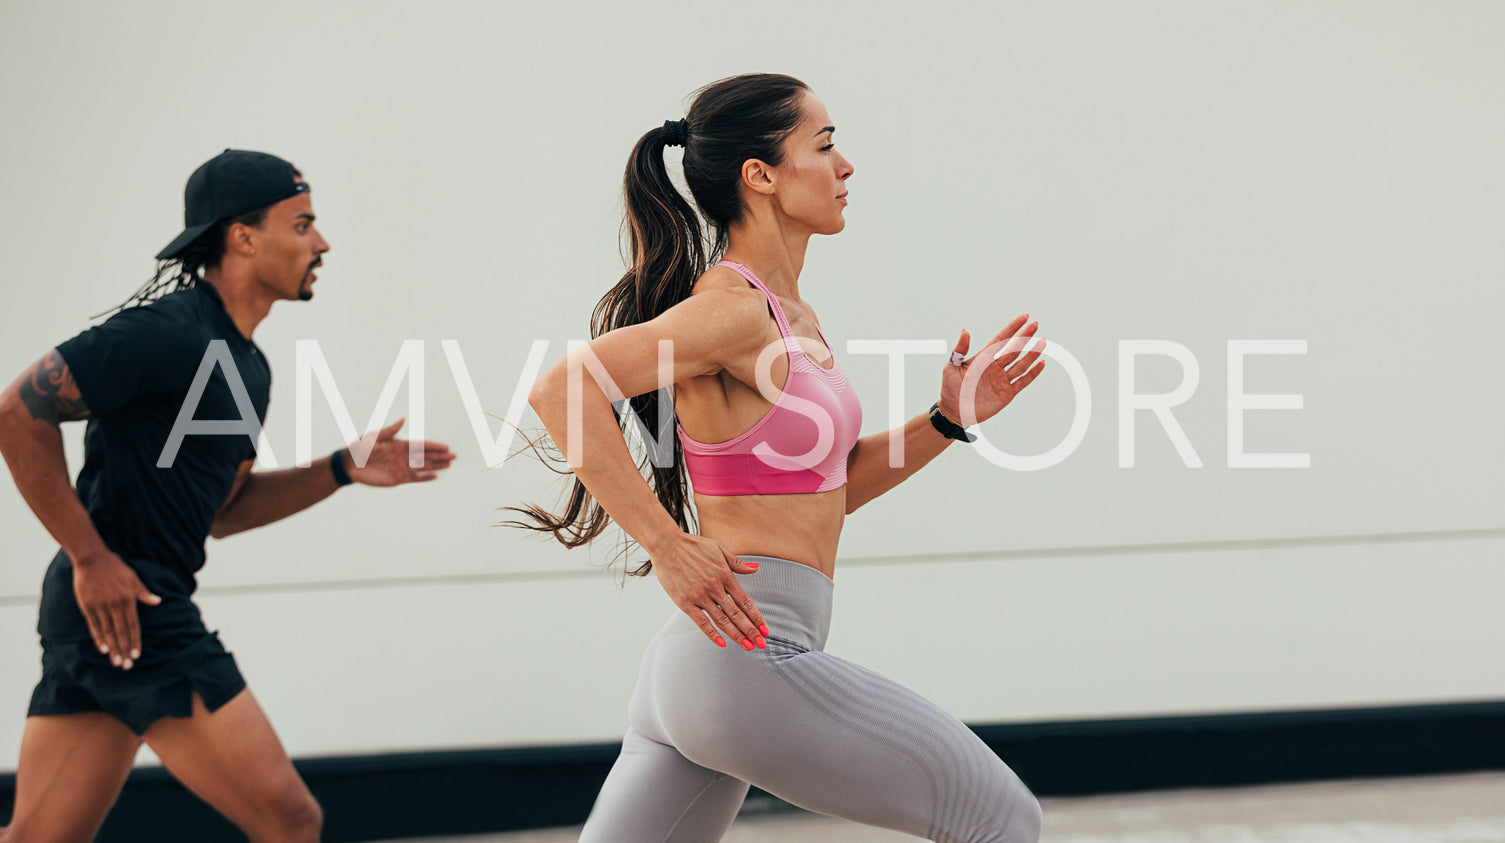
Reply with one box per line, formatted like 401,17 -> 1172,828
529,370 -> 684,553
843,410 -> 955,513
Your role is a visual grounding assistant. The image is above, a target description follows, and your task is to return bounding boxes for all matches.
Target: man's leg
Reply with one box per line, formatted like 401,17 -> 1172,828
142,688 -> 321,843
4,713 -> 141,843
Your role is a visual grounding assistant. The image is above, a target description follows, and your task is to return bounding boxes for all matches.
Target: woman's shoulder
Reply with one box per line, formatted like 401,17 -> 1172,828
683,266 -> 769,319
691,263 -> 760,297
649,267 -> 772,349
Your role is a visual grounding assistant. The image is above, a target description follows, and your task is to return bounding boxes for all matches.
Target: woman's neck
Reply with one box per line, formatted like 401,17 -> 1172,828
723,209 -> 813,300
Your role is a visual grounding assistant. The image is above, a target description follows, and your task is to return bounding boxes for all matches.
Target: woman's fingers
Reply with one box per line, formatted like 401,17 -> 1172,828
985,314 -> 1031,350
662,537 -> 770,651
708,598 -> 751,650
1004,342 -> 1047,380
712,586 -> 766,650
992,321 -> 1040,365
682,586 -> 761,650
1014,359 -> 1047,392
677,575 -> 765,651
950,328 -> 971,367
722,553 -> 762,575
717,545 -> 768,647
689,611 -> 727,648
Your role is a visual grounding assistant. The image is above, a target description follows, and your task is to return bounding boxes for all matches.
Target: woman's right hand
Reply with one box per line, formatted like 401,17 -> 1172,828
649,533 -> 769,651
72,550 -> 161,670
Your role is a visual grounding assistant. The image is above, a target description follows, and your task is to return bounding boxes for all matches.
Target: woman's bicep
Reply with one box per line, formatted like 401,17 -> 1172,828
562,292 -> 760,402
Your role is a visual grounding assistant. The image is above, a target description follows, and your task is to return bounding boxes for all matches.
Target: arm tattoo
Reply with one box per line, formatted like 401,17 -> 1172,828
18,350 -> 90,427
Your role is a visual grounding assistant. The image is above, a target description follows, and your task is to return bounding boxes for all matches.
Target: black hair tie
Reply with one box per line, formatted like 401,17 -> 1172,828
662,118 -> 688,147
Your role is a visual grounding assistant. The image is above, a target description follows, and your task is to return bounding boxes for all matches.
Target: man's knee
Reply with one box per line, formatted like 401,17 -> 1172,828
281,792 -> 323,836
257,789 -> 322,841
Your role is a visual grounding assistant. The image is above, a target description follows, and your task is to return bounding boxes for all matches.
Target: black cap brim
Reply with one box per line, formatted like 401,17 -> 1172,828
155,221 -> 216,261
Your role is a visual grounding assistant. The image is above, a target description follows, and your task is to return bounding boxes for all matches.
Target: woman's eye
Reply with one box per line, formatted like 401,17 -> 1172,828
821,143 -> 835,152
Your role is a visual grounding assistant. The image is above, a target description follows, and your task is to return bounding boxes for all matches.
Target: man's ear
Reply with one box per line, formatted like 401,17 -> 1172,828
742,159 -> 776,196
226,222 -> 258,258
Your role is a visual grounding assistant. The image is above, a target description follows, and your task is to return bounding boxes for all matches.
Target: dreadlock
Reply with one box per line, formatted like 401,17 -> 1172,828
95,206 -> 273,319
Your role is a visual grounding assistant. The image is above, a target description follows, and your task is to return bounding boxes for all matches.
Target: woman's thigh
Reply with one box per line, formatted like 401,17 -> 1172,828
656,641 -> 1041,843
581,727 -> 749,843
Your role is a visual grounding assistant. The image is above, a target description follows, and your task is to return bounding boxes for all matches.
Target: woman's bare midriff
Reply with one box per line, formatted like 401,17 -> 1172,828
693,489 -> 845,580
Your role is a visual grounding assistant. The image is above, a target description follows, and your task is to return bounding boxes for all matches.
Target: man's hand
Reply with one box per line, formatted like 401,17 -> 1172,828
72,551 -> 161,670
342,418 -> 456,486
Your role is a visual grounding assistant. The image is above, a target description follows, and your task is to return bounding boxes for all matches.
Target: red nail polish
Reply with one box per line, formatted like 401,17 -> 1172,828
741,639 -> 754,651
746,562 -> 760,570
715,636 -> 726,648
755,636 -> 767,649
759,624 -> 770,637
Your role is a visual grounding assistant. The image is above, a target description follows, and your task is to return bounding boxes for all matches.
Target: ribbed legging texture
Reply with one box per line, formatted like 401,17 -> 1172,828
579,556 -> 1042,842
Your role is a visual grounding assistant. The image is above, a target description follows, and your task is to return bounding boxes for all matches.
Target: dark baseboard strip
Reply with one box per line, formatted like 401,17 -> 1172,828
3,700 -> 1503,842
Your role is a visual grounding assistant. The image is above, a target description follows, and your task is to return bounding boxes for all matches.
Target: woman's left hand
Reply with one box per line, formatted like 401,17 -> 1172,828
937,315 -> 1046,427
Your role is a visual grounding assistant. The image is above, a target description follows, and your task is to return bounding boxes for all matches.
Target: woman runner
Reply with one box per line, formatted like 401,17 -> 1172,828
518,74 -> 1047,842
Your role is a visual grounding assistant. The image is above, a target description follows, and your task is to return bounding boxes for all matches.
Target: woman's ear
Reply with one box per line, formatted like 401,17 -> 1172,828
742,159 -> 776,196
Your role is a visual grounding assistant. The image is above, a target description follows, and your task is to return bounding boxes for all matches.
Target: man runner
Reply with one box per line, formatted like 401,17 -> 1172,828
0,149 -> 455,842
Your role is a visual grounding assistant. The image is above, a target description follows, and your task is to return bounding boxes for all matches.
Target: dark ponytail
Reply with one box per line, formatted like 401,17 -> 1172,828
506,73 -> 811,576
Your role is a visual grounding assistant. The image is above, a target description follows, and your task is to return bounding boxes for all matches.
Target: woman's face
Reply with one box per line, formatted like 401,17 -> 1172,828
769,92 -> 855,236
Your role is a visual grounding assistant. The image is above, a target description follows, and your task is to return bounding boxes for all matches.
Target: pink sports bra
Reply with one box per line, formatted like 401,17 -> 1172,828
677,261 -> 863,496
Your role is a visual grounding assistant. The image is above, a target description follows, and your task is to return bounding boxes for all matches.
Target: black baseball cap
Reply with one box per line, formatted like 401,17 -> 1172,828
156,149 -> 310,260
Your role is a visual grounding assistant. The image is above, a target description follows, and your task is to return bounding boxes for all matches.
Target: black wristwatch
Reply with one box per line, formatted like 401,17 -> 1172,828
929,403 -> 977,443
330,448 -> 355,486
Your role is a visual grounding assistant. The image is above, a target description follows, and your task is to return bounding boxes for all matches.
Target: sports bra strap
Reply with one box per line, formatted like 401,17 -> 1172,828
713,260 -> 803,355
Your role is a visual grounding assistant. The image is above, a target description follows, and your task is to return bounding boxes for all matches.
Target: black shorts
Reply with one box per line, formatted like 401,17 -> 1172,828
31,552 -> 247,734
27,627 -> 246,735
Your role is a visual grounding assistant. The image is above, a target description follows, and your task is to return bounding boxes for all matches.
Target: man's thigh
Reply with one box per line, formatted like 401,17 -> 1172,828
6,713 -> 141,843
143,688 -> 319,838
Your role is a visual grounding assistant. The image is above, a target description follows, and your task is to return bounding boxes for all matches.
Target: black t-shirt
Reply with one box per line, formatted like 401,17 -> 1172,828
39,283 -> 271,640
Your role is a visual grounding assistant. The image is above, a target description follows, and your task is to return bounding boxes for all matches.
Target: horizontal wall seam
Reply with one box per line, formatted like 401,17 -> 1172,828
1,526 -> 1501,604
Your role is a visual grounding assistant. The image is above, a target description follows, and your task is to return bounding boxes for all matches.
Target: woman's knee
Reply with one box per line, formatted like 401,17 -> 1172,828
961,778 -> 1041,843
1006,789 -> 1043,842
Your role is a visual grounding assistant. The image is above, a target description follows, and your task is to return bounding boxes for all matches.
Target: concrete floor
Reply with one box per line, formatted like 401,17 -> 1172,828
383,771 -> 1505,842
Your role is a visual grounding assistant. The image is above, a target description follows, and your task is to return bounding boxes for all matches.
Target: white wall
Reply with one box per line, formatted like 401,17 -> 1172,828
1,0 -> 1502,770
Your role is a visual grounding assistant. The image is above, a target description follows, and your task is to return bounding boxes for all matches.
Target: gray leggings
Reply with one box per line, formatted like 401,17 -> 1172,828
580,556 -> 1042,842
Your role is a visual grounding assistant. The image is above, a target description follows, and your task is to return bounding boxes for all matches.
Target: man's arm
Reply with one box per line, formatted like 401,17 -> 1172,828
0,350 -> 161,670
1,350 -> 108,560
210,418 -> 455,538
210,456 -> 338,539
